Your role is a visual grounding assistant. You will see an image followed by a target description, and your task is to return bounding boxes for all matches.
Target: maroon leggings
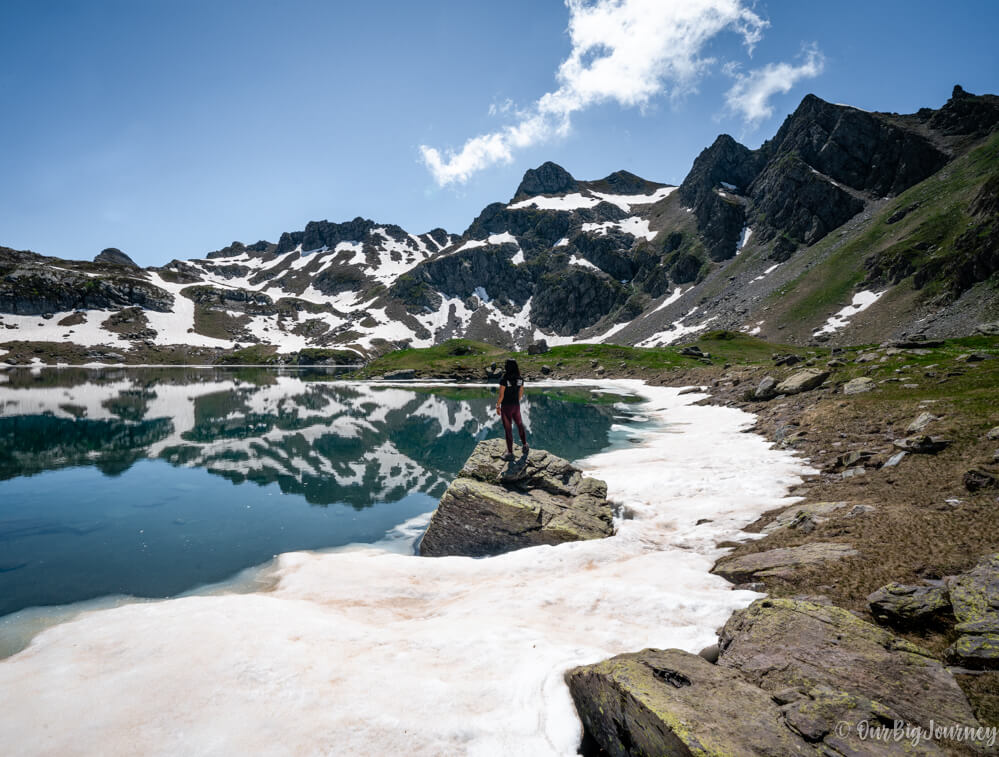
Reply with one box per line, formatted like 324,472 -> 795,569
501,404 -> 527,454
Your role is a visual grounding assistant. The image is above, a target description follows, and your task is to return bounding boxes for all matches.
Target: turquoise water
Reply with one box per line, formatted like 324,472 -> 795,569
0,367 -> 640,616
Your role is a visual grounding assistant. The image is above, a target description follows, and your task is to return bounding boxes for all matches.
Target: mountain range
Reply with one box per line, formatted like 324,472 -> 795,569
2,85 -> 998,360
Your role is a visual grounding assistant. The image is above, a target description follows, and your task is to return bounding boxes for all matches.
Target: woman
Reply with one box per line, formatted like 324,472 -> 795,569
496,359 -> 529,460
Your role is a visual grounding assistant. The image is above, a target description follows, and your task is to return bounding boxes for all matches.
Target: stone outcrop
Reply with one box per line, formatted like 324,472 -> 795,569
418,439 -> 613,557
774,369 -> 830,395
513,161 -> 580,199
717,599 -> 980,729
945,553 -> 999,668
867,583 -> 952,629
566,598 -> 981,756
94,247 -> 139,268
843,376 -> 875,395
0,246 -> 174,316
711,542 -> 858,583
566,648 -> 811,757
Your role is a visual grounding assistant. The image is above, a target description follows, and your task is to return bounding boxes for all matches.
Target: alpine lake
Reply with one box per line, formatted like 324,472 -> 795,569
0,366 -> 646,619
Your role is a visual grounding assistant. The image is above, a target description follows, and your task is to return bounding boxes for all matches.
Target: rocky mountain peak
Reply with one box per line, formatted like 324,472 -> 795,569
923,84 -> 999,139
678,134 -> 759,207
514,161 -> 579,199
94,248 -> 139,268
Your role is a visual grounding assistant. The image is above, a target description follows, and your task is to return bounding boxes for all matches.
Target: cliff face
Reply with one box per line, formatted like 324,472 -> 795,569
2,87 -> 997,357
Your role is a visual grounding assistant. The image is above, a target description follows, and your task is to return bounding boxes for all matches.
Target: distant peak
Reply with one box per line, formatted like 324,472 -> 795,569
591,169 -> 663,195
514,162 -> 579,199
94,247 -> 139,268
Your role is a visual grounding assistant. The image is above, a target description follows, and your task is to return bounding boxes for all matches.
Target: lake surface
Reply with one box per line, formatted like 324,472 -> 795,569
0,367 -> 641,617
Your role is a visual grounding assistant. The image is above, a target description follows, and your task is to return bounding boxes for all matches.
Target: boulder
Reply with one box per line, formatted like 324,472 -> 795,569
527,339 -> 549,355
947,553 -> 999,624
718,598 -> 981,730
843,376 -> 875,395
963,469 -> 998,492
761,501 -> 848,534
565,648 -> 814,757
753,375 -> 778,400
867,583 -> 952,629
906,412 -> 939,433
774,369 -> 830,395
944,554 -> 999,669
987,426 -> 999,441
383,369 -> 416,380
946,634 -> 999,669
711,542 -> 858,583
892,435 -> 951,454
418,439 -> 613,557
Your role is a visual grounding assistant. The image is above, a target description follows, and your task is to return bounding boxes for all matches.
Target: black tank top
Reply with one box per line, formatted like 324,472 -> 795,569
499,376 -> 524,406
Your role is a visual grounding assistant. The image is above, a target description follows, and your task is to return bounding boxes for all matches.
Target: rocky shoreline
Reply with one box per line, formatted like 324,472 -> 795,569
404,344 -> 998,754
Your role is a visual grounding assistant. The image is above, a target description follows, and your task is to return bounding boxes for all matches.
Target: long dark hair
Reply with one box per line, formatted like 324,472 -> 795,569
503,359 -> 521,381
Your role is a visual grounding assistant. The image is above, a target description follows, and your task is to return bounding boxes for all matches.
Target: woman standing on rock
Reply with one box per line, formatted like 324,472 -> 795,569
496,359 -> 529,461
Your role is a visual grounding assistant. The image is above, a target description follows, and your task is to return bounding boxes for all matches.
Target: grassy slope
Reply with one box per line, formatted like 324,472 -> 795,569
347,332 -> 799,380
765,131 -> 999,339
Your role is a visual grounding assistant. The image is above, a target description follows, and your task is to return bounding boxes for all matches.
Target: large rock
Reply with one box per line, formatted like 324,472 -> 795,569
711,542 -> 858,583
565,648 -> 813,757
718,598 -> 980,730
567,639 -> 950,756
843,376 -> 875,395
892,435 -> 952,454
867,583 -> 952,629
418,439 -> 613,557
761,501 -> 849,534
906,411 -> 939,433
775,369 -> 830,395
945,553 -> 999,669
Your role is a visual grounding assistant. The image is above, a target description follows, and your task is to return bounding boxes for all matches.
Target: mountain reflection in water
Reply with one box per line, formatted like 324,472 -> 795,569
0,367 -> 638,616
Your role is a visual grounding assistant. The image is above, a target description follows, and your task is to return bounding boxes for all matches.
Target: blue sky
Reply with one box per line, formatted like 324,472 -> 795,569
1,0 -> 997,267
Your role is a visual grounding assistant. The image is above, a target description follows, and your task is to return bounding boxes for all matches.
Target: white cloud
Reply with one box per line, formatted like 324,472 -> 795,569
421,0 -> 767,186
724,44 -> 824,125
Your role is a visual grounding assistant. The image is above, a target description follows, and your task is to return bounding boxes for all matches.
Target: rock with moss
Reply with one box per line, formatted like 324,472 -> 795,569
718,598 -> 980,730
945,553 -> 999,669
867,583 -> 952,629
418,439 -> 613,557
565,648 -> 812,757
711,542 -> 858,583
947,553 -> 999,623
566,642 -> 948,755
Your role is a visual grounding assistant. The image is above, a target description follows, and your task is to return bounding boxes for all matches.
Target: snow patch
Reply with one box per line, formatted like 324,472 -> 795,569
455,239 -> 487,253
814,290 -> 887,336
487,232 -> 518,246
737,227 -> 753,252
588,186 -> 676,212
568,256 -> 599,271
508,192 -> 598,211
637,307 -> 719,347
510,250 -> 525,265
651,286 -> 689,314
752,264 -> 780,282
581,217 -> 656,242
